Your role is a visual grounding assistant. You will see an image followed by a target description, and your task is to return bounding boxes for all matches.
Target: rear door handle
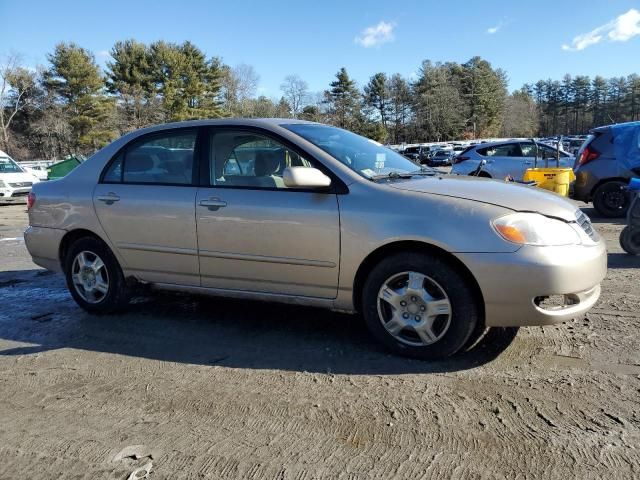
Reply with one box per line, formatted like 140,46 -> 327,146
96,193 -> 120,204
199,198 -> 227,210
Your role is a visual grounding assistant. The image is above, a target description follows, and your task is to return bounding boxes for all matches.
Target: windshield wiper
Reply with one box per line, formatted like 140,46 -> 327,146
371,169 -> 438,181
371,171 -> 414,180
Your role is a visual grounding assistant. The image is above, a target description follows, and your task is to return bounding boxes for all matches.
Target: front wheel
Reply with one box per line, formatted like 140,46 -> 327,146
361,252 -> 481,360
64,236 -> 130,313
620,226 -> 640,255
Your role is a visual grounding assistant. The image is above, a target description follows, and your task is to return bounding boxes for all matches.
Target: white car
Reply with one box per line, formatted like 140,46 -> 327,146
0,151 -> 41,202
24,165 -> 49,181
451,140 -> 574,180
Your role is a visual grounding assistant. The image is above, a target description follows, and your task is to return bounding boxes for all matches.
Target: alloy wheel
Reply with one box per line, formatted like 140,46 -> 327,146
377,271 -> 452,346
71,251 -> 109,304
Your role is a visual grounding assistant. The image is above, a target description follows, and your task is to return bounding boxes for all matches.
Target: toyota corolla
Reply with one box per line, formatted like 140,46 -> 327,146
24,119 -> 607,359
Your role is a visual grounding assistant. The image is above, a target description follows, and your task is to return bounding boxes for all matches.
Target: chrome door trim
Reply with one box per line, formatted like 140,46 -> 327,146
198,249 -> 337,268
117,242 -> 198,256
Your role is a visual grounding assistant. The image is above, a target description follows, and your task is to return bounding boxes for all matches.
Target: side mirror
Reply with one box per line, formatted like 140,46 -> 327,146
283,167 -> 331,189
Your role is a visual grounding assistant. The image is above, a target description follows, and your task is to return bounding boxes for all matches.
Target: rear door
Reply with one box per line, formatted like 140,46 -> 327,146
195,128 -> 341,298
93,128 -> 200,286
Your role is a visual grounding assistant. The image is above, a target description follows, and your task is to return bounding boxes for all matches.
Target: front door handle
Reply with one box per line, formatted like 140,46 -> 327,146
96,193 -> 120,204
199,198 -> 227,210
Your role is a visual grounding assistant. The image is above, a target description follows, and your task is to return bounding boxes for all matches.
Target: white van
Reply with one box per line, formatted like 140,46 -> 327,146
0,150 -> 41,202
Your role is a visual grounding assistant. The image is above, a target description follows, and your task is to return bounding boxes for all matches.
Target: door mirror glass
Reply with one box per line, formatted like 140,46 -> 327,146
283,167 -> 331,189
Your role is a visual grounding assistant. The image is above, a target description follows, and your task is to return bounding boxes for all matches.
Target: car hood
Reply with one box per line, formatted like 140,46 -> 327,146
388,175 -> 578,221
0,171 -> 38,184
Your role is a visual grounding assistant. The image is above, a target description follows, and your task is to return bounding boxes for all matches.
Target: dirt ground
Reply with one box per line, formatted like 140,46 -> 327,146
1,202 -> 639,480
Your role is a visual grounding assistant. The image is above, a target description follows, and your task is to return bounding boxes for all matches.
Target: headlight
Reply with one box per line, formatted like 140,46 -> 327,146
492,213 -> 580,246
0,179 -> 6,188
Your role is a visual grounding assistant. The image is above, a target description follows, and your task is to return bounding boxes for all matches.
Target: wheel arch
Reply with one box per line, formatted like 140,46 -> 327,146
589,176 -> 629,199
59,228 -> 110,269
352,240 -> 485,323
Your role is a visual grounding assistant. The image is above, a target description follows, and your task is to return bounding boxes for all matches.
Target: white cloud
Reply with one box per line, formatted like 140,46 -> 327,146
355,21 -> 396,48
96,50 -> 110,58
487,22 -> 502,34
562,8 -> 640,51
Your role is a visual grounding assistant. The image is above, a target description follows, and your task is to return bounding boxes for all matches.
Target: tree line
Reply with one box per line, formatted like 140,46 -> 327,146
1,39 -> 638,160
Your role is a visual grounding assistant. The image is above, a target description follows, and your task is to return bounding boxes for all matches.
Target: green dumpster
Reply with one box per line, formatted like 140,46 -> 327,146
47,156 -> 83,180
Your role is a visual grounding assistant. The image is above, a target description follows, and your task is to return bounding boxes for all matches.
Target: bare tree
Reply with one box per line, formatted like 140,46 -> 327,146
220,63 -> 260,116
280,74 -> 309,118
0,54 -> 38,154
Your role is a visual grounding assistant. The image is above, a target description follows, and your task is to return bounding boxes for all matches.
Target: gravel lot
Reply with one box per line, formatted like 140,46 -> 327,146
1,202 -> 639,479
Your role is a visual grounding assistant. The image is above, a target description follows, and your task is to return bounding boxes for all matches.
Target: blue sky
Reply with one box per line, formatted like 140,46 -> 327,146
2,0 -> 639,97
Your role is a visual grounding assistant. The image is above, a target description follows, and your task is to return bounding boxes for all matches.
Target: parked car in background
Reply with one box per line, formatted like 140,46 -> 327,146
452,145 -> 466,157
0,150 -> 41,202
428,149 -> 454,167
451,140 -> 573,180
25,119 -> 606,360
402,145 -> 433,164
573,121 -> 640,217
23,165 -> 49,181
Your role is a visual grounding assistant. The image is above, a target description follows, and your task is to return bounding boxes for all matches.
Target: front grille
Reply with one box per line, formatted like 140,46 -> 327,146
11,191 -> 28,197
576,210 -> 597,241
9,182 -> 32,188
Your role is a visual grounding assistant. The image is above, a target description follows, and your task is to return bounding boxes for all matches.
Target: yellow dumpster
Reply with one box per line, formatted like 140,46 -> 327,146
522,168 -> 575,197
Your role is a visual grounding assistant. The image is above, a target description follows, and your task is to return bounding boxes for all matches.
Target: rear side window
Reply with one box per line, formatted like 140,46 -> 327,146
103,130 -> 197,185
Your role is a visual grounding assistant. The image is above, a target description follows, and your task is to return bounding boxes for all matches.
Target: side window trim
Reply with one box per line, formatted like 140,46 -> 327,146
100,127 -> 203,187
204,126 -> 348,194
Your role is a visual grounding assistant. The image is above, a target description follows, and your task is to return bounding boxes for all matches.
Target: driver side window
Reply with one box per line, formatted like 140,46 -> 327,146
210,131 -> 312,189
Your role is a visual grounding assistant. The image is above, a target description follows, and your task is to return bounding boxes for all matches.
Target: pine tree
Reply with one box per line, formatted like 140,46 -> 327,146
323,67 -> 361,129
363,73 -> 390,129
44,42 -> 116,152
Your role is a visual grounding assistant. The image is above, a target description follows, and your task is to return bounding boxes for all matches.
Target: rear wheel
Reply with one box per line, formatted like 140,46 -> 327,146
620,226 -> 640,255
64,237 -> 130,313
593,181 -> 629,218
361,252 -> 480,360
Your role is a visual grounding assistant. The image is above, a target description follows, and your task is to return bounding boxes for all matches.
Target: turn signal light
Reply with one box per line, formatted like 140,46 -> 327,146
494,224 -> 526,244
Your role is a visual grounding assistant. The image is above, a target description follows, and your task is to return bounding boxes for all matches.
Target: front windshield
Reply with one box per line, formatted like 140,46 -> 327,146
284,124 -> 429,179
0,157 -> 24,173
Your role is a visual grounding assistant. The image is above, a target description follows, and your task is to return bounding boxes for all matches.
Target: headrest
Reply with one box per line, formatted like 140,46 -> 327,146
126,153 -> 154,173
254,151 -> 281,176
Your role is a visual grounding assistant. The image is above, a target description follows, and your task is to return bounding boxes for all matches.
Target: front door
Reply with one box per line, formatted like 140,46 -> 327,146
93,129 -> 200,285
196,128 -> 340,298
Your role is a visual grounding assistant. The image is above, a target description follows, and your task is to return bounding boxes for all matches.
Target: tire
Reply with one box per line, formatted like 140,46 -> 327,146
620,226 -> 640,255
361,252 -> 480,360
64,236 -> 130,313
593,181 -> 629,218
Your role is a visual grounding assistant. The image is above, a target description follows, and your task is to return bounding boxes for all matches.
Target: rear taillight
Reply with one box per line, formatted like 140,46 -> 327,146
27,191 -> 36,210
578,145 -> 600,166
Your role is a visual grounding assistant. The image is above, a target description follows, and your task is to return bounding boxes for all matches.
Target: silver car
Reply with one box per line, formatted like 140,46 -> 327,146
452,140 -> 573,180
24,119 -> 606,359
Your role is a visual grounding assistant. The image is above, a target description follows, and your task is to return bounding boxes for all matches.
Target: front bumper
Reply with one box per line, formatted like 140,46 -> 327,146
0,187 -> 30,203
459,240 -> 607,327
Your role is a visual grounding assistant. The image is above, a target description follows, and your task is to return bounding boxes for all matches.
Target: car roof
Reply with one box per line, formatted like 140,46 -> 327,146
129,118 -> 319,136
592,120 -> 640,133
469,139 -> 529,149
